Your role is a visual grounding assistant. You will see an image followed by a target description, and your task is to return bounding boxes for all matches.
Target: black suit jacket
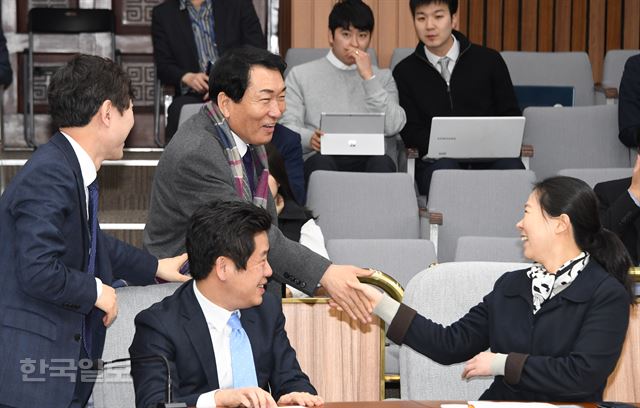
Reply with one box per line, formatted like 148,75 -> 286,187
129,281 -> 316,408
594,177 -> 640,263
618,54 -> 640,148
151,0 -> 267,90
0,27 -> 12,86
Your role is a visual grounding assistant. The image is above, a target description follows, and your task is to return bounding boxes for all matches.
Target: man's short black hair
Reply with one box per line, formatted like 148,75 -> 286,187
47,54 -> 134,128
409,0 -> 458,16
328,0 -> 374,34
186,200 -> 272,281
209,46 -> 286,104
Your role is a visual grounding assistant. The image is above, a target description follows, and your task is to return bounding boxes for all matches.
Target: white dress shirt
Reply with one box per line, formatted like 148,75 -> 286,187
326,49 -> 375,79
424,35 -> 460,79
193,281 -> 243,408
61,131 -> 102,299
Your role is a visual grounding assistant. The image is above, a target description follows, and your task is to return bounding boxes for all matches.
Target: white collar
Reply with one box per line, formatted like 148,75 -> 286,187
193,281 -> 239,331
326,49 -> 358,71
61,131 -> 97,188
231,130 -> 248,157
424,34 -> 460,67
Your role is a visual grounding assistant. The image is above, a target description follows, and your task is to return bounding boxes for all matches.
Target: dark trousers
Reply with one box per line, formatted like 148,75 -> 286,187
68,346 -> 97,408
166,92 -> 205,143
304,154 -> 397,186
415,157 -> 525,197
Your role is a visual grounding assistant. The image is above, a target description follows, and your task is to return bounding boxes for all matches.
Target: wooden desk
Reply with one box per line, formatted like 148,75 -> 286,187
321,402 -> 630,408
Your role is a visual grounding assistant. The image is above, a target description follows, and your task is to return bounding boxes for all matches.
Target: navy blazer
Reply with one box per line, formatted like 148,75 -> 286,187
0,133 -> 157,407
595,177 -> 640,264
152,0 -> 266,90
129,281 -> 316,408
618,54 -> 640,148
271,124 -> 306,205
390,260 -> 630,401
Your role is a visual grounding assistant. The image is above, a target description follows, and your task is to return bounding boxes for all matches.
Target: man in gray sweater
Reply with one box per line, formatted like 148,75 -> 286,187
280,0 -> 406,184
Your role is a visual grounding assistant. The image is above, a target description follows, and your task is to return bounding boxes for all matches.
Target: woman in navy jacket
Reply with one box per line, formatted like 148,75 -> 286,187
353,176 -> 635,401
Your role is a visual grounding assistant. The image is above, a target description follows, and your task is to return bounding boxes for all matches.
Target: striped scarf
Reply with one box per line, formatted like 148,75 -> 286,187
202,102 -> 270,208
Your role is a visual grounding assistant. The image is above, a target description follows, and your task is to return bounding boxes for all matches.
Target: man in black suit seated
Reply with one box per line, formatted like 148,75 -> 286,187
617,54 -> 640,148
129,200 -> 324,408
0,25 -> 12,87
595,53 -> 640,264
595,151 -> 640,265
152,0 -> 266,140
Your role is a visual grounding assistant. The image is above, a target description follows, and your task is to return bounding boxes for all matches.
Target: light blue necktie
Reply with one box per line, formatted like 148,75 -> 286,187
228,311 -> 258,388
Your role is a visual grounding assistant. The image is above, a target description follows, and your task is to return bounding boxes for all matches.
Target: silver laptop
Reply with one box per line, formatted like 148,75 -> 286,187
426,116 -> 526,160
320,112 -> 385,155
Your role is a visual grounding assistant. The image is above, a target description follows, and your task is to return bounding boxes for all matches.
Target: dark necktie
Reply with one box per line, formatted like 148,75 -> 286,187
83,180 -> 99,356
242,147 -> 255,193
87,180 -> 99,277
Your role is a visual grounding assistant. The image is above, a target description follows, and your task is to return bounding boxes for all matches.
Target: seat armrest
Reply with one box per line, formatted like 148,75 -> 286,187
405,147 -> 419,179
426,210 -> 442,256
595,83 -> 619,104
520,144 -> 534,158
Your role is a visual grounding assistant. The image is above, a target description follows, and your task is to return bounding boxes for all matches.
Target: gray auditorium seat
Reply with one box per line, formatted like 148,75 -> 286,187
400,261 -> 531,400
326,239 -> 436,288
599,49 -> 640,103
178,102 -> 204,128
306,171 -> 426,240
501,51 -> 595,106
557,168 -> 633,188
389,47 -> 414,71
427,170 -> 536,262
523,105 -> 632,180
92,283 -> 181,408
454,236 -> 528,263
326,238 -> 437,379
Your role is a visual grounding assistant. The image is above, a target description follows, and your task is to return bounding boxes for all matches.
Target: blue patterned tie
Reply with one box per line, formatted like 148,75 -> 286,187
228,311 -> 258,388
83,180 -> 99,356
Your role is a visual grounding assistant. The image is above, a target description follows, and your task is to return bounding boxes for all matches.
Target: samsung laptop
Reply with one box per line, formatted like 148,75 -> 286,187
425,116 -> 526,160
320,112 -> 385,155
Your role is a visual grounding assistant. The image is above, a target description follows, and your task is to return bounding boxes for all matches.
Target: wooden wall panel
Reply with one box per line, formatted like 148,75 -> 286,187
589,0 -> 606,82
457,0 -> 469,37
503,0 -> 520,50
290,0 -> 314,48
312,0 -> 333,48
571,0 -> 588,51
467,0 -> 484,45
603,305 -> 640,402
537,0 -> 554,52
521,0 -> 538,51
377,0 -> 400,68
398,2 -> 417,47
554,0 -> 572,51
606,0 -> 623,51
624,0 -> 640,48
283,0 -> 640,82
486,0 -> 503,51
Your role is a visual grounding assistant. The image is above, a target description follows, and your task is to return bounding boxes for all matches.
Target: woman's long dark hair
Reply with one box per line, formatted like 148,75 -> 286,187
534,176 -> 635,303
265,143 -> 299,204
